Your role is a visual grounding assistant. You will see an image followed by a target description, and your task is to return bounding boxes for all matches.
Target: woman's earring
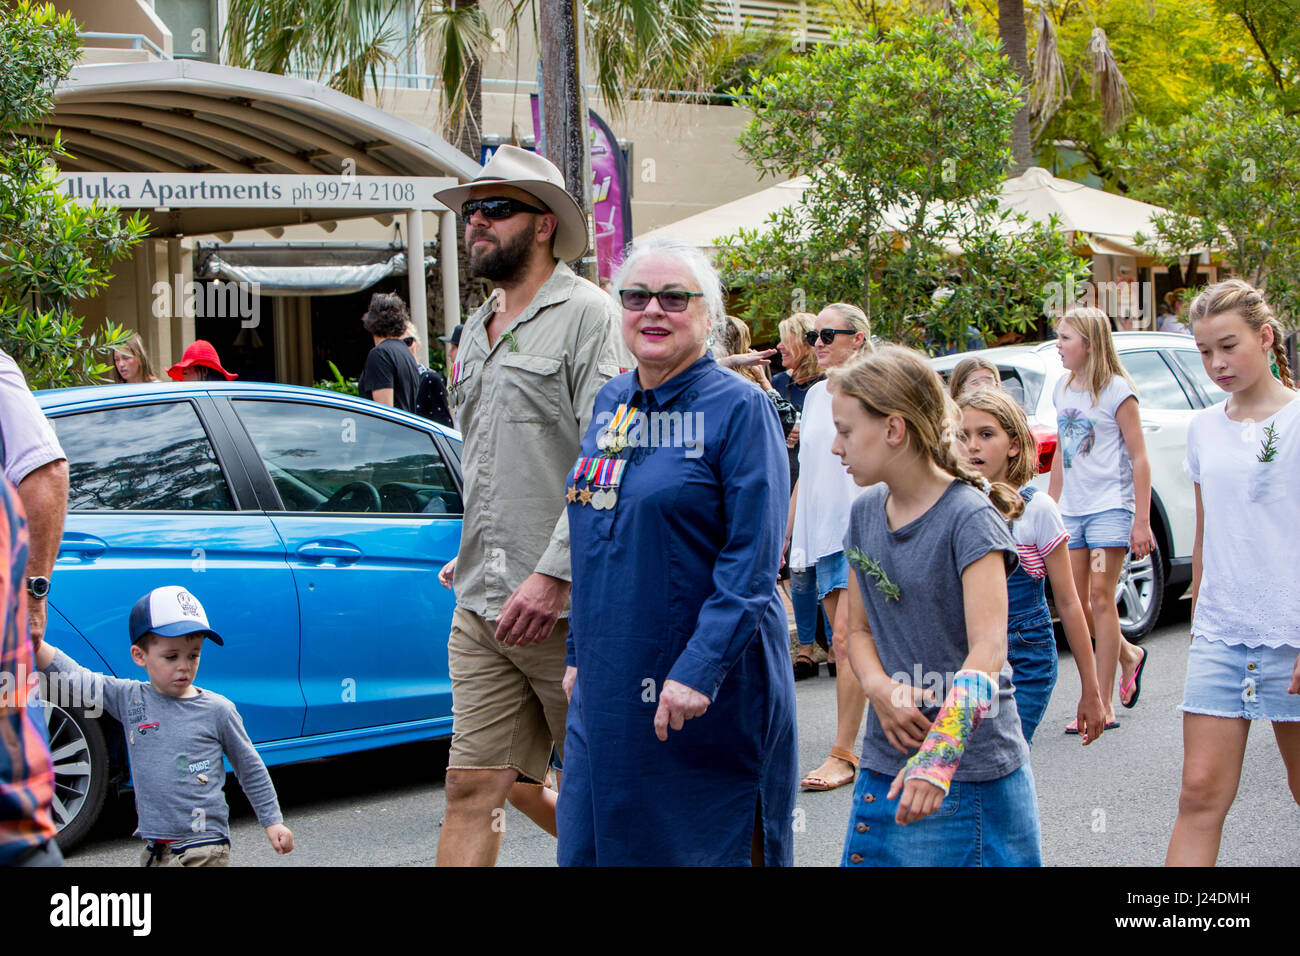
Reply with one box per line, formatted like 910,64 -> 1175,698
706,335 -> 715,348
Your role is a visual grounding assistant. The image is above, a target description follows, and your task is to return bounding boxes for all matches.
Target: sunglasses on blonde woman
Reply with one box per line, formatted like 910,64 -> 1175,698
806,328 -> 857,346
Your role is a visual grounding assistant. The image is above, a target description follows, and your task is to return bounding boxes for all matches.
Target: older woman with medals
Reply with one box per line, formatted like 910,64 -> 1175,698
556,236 -> 797,866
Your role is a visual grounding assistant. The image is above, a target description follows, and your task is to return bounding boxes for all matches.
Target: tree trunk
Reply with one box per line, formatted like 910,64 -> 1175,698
998,0 -> 1033,175
538,0 -> 596,279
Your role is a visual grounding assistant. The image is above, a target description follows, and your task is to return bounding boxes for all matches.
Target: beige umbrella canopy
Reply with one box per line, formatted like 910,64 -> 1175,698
638,166 -> 1207,259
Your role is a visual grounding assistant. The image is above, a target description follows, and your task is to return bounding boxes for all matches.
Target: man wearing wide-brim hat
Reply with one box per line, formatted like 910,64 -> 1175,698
431,145 -> 630,866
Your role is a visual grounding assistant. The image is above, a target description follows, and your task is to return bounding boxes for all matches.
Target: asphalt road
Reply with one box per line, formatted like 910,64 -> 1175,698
65,597 -> 1299,867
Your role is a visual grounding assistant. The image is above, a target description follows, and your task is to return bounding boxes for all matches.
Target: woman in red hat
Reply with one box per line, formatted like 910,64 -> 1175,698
167,340 -> 237,382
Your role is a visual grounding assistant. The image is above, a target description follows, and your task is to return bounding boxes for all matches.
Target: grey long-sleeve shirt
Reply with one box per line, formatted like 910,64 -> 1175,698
45,650 -> 283,843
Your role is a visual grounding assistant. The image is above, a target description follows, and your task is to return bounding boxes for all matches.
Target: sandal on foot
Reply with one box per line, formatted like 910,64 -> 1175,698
801,746 -> 858,791
1120,647 -> 1149,709
793,654 -> 819,681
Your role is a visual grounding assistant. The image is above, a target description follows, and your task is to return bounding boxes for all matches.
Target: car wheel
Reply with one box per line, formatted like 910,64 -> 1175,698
1117,539 -> 1165,643
42,701 -> 109,852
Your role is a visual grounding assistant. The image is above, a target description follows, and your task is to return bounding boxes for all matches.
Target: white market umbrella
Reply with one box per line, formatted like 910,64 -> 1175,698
638,166 -> 1203,259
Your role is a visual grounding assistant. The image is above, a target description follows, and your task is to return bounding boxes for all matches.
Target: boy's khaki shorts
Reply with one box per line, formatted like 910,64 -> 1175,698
446,606 -> 568,785
141,840 -> 230,867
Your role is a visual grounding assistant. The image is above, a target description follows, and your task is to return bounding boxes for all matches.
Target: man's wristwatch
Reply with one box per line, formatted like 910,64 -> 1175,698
25,576 -> 50,600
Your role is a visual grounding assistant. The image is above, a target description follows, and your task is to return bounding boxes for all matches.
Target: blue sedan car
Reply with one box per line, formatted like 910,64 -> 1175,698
37,381 -> 463,848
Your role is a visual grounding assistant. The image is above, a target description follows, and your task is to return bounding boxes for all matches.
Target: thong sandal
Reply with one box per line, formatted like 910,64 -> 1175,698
793,654 -> 820,681
801,746 -> 858,791
1120,647 -> 1149,709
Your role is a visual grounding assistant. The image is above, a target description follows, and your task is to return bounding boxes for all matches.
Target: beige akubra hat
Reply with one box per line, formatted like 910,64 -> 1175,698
434,145 -> 589,262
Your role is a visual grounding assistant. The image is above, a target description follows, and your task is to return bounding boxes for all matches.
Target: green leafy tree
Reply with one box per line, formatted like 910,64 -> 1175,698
1121,92 -> 1300,323
716,18 -> 1088,348
0,1 -> 148,389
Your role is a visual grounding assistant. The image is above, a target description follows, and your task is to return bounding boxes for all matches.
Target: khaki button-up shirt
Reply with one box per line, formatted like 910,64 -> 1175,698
448,260 -> 629,620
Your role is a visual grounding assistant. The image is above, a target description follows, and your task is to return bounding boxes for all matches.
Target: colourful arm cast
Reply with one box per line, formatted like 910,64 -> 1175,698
903,669 -> 997,795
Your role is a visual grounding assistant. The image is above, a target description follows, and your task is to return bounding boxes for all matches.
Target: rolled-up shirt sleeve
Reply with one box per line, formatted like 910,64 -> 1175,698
666,388 -> 790,701
0,351 -> 66,486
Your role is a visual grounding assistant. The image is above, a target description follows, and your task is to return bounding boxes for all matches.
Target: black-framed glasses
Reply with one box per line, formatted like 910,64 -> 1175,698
806,328 -> 857,346
461,197 -> 550,220
619,288 -> 705,312
402,336 -> 416,346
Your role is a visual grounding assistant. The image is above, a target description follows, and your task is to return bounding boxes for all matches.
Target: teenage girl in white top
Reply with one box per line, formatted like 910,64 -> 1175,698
1166,279 -> 1300,866
1048,307 -> 1153,731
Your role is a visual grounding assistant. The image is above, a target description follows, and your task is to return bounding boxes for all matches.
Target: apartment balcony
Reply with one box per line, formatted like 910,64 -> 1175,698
709,0 -> 840,45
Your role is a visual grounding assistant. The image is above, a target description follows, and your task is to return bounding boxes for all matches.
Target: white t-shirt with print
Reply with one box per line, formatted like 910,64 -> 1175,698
1185,396 -> 1300,648
1053,375 -> 1137,516
1012,489 -> 1070,580
790,381 -> 867,569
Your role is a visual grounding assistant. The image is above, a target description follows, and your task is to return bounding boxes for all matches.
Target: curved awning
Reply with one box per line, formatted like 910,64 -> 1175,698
31,59 -> 479,235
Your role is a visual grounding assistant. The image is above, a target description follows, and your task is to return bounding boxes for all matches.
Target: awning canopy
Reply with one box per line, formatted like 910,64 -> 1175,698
37,59 -> 481,236
640,166 -> 1209,260
196,242 -> 436,296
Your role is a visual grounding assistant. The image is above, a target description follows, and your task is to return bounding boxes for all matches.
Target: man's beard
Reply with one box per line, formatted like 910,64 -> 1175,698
469,224 -> 534,282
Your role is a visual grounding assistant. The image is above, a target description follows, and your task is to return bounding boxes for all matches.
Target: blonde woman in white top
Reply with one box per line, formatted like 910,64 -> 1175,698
787,303 -> 872,790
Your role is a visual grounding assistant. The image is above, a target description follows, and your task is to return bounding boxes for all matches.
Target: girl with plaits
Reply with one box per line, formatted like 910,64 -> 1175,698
831,345 -> 1039,866
1166,279 -> 1300,866
957,387 -> 1107,745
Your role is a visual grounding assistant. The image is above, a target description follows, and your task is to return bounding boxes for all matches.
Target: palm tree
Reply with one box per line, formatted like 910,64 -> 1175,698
224,0 -> 717,160
997,0 -> 1033,175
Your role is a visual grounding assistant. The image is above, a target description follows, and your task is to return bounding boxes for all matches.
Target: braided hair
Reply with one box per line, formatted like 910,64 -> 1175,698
1188,279 -> 1295,389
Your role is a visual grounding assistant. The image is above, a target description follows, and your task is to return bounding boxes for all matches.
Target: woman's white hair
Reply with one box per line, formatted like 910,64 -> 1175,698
611,236 -> 727,346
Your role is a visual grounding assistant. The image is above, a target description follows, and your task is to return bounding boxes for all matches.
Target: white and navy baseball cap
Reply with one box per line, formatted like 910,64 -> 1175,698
128,586 -> 223,646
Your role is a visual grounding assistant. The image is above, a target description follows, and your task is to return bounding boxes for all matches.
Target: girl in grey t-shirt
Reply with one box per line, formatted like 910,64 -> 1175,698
827,345 -> 1040,867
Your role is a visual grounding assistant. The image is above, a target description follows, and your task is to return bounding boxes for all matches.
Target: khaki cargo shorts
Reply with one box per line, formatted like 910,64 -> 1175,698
141,840 -> 230,867
446,606 -> 568,784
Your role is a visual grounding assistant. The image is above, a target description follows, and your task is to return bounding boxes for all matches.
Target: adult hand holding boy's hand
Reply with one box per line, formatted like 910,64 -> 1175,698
266,823 -> 294,854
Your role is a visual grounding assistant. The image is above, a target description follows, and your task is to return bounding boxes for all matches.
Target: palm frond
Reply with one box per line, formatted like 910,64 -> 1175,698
1087,26 -> 1134,134
584,0 -> 719,115
416,1 -> 491,144
1029,7 -> 1066,138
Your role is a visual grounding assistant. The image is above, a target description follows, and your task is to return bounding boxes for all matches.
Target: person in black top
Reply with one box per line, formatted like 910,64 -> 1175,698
403,322 -> 454,427
770,312 -> 829,681
358,293 -> 420,412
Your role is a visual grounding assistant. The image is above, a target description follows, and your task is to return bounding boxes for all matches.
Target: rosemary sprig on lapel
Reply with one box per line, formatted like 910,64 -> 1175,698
502,330 -> 519,352
846,548 -> 902,601
1258,424 -> 1280,462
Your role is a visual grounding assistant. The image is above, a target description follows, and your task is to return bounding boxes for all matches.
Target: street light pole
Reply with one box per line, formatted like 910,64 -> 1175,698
538,0 -> 597,281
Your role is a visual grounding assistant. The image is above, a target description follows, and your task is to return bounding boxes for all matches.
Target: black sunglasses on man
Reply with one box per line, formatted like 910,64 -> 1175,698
461,197 -> 551,221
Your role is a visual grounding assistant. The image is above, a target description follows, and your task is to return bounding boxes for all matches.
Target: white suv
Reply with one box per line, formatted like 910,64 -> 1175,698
931,332 -> 1224,642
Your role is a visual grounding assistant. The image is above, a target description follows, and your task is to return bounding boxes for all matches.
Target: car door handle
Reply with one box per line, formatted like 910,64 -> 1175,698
58,534 -> 107,559
296,541 -> 363,562
1142,424 -> 1161,432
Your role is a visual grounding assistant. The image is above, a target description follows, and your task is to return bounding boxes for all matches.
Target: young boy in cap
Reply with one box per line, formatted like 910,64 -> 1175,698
35,585 -> 292,865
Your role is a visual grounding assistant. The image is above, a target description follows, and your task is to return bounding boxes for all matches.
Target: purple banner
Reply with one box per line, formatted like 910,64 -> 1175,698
530,96 -> 632,279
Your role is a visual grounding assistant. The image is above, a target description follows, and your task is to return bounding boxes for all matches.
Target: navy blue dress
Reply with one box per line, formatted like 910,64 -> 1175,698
557,354 -> 797,866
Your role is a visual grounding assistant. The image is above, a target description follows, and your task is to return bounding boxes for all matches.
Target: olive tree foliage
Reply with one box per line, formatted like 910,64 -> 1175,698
715,18 -> 1087,349
0,1 -> 148,388
1122,93 -> 1300,324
